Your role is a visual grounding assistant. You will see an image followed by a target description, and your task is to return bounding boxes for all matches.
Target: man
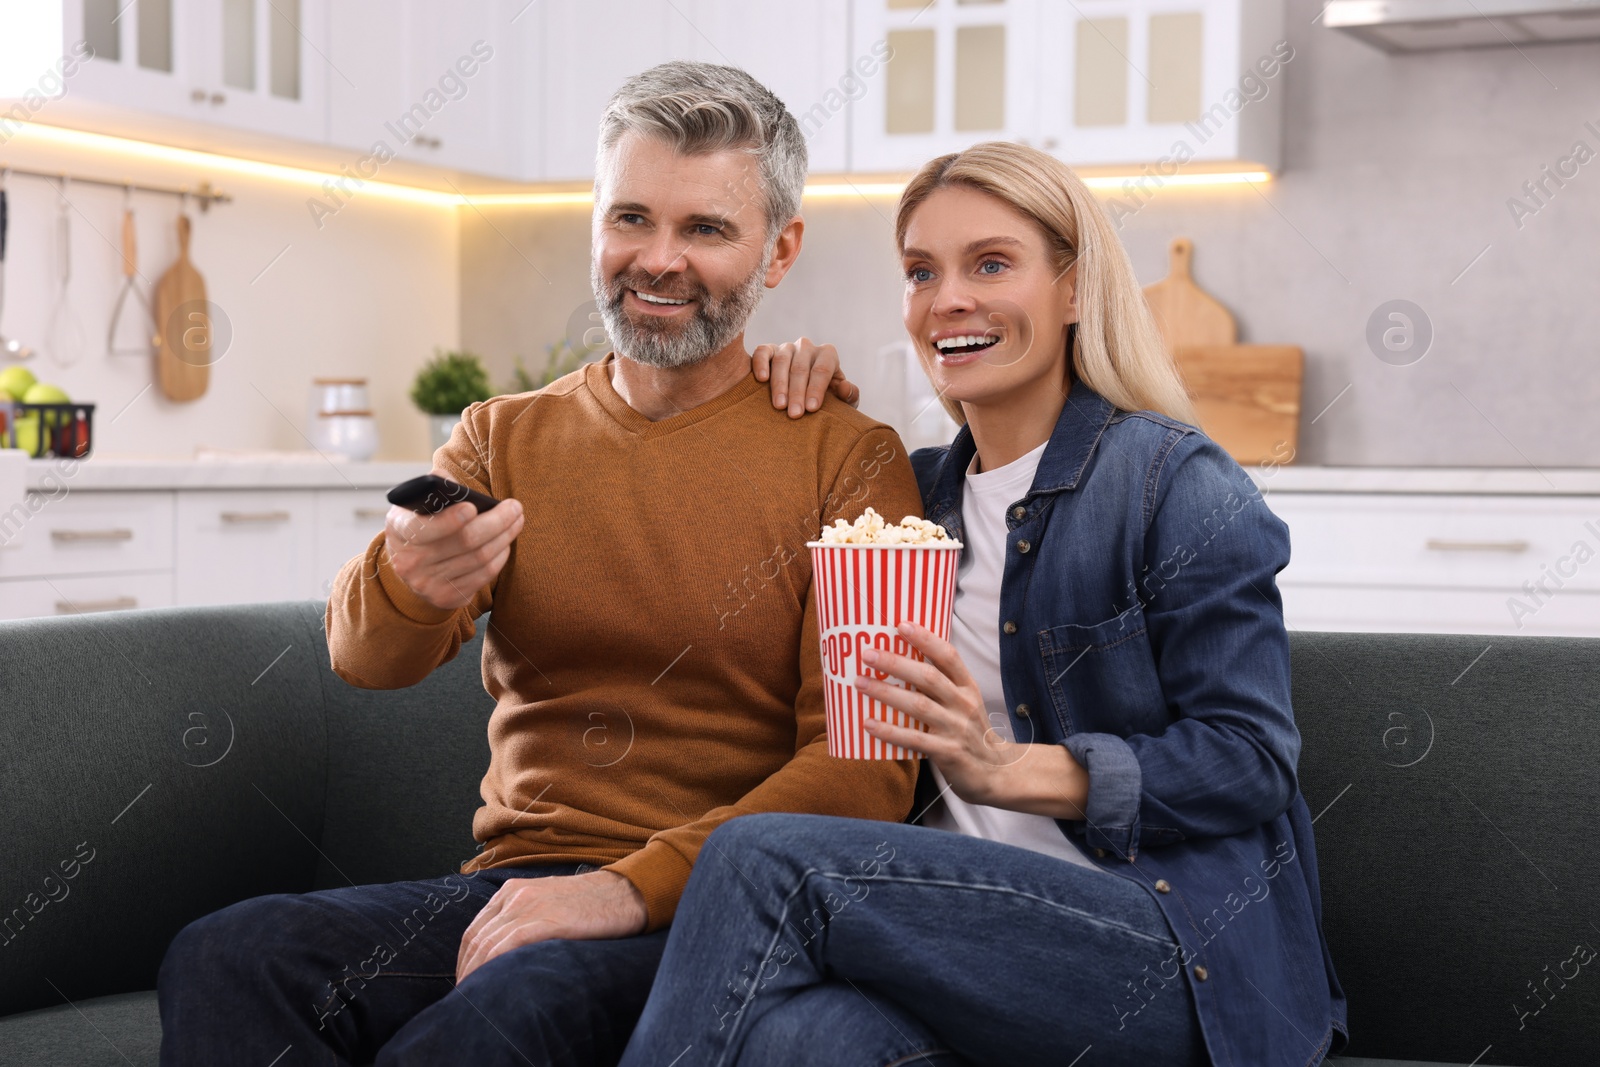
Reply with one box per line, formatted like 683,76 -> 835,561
156,61 -> 925,1067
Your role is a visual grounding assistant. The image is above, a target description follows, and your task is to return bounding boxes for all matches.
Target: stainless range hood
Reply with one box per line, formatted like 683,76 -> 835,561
1323,0 -> 1600,51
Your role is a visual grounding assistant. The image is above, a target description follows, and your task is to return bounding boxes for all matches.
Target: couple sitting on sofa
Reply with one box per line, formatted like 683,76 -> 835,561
156,61 -> 1346,1067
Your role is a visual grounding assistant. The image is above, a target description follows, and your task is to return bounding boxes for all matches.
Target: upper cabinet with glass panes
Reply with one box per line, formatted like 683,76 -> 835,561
63,0 -> 327,141
852,0 -> 1286,174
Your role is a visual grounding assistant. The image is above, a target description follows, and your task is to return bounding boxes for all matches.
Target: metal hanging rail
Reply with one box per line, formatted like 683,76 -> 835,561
0,165 -> 231,210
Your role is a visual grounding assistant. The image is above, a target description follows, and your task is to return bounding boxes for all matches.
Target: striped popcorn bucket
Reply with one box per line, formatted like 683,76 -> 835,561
807,541 -> 963,759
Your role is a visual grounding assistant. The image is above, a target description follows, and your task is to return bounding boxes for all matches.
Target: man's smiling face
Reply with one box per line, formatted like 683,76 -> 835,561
591,132 -> 777,368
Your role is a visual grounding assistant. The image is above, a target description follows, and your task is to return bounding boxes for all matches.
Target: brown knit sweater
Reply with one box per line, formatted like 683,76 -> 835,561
325,355 -> 924,929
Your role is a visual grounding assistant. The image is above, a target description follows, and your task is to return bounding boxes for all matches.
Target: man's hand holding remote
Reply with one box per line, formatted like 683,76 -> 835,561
384,470 -> 525,610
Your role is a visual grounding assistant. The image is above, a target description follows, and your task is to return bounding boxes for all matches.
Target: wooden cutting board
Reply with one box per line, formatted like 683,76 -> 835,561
1143,237 -> 1236,350
1142,238 -> 1302,465
154,214 -> 209,402
1171,344 -> 1304,466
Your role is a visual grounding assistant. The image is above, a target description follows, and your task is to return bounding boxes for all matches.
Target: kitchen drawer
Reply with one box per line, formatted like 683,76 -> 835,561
313,488 -> 391,599
0,572 -> 175,621
1262,493 -> 1600,593
0,491 -> 175,579
174,491 -> 319,606
1280,582 -> 1600,638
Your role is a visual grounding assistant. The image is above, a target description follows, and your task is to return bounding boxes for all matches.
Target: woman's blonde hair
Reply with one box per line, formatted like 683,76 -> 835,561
895,141 -> 1196,427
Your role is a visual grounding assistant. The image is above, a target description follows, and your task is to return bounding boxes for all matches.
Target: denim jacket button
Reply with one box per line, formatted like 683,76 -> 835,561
1194,965 -> 1210,981
1015,703 -> 1030,718
1016,539 -> 1032,554
1092,847 -> 1107,859
1155,879 -> 1171,893
1002,620 -> 1018,635
1011,506 -> 1026,520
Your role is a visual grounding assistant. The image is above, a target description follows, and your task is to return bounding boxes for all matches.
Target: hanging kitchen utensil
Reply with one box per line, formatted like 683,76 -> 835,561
1143,237 -> 1303,467
107,191 -> 160,357
46,177 -> 85,367
0,172 -> 37,362
153,200 -> 210,401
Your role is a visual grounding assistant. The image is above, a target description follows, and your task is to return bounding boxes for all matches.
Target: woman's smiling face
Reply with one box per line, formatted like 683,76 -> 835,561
900,184 -> 1078,413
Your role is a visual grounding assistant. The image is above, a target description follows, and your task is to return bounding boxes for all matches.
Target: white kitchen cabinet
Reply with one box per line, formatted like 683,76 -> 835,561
396,0 -> 528,180
1036,0 -> 1285,170
670,0 -> 852,175
0,572 -> 175,621
66,0 -> 329,141
0,489 -> 175,620
541,0 -> 692,182
0,462 -> 426,620
0,490 -> 174,580
540,0 -> 854,181
1260,489 -> 1600,637
850,0 -> 1039,173
311,487 -> 390,598
851,0 -> 1284,174
174,488 -> 318,604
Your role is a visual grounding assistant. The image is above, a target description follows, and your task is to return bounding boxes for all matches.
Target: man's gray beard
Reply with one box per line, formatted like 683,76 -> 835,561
591,253 -> 771,369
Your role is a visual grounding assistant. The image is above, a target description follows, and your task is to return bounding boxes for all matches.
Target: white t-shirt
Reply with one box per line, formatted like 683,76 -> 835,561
923,441 -> 1104,873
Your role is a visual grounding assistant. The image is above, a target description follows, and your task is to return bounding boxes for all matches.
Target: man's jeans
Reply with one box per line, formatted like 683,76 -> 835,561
157,863 -> 668,1067
618,814 -> 1207,1067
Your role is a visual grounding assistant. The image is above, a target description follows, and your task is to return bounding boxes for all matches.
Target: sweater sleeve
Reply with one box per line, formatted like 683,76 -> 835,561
324,405 -> 500,690
607,426 -> 926,929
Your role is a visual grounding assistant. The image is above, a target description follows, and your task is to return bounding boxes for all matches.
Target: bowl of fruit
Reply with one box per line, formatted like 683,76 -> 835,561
0,367 -> 94,459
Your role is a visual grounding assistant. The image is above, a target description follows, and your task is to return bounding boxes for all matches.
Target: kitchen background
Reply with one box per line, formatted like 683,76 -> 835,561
1,0 -> 1598,632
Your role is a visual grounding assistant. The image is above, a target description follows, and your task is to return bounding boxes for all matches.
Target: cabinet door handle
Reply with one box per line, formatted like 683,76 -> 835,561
209,91 -> 226,105
354,507 -> 389,520
52,528 -> 135,543
56,596 -> 138,614
1425,538 -> 1530,553
220,510 -> 292,524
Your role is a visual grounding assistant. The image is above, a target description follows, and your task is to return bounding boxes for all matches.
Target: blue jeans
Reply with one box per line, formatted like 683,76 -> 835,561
157,863 -> 668,1066
618,814 -> 1207,1067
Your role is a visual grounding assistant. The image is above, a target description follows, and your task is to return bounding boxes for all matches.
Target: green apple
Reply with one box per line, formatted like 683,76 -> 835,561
23,382 -> 69,404
11,411 -> 39,454
0,366 -> 36,401
23,383 -> 70,432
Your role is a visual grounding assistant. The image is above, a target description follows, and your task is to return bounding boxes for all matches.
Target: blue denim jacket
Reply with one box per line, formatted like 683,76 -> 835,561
910,377 -> 1348,1067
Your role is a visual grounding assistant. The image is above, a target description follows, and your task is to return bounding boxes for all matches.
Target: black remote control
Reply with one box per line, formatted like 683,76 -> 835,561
387,474 -> 501,515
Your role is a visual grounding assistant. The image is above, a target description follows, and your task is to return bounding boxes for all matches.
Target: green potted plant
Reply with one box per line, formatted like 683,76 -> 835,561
505,339 -> 586,395
411,349 -> 492,451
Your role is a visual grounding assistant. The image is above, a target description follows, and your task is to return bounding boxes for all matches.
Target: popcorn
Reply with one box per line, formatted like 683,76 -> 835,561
816,507 -> 956,545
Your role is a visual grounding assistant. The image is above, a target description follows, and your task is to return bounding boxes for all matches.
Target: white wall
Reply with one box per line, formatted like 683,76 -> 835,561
0,134 -> 458,461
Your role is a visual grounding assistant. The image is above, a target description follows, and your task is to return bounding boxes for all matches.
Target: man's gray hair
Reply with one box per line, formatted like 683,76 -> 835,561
595,61 -> 807,242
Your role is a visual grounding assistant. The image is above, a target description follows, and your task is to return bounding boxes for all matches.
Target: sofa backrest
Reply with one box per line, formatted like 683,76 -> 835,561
0,600 -> 493,1019
1290,630 -> 1598,1067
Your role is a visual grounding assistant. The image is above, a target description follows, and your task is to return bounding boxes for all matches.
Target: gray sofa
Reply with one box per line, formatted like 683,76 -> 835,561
0,601 -> 1593,1066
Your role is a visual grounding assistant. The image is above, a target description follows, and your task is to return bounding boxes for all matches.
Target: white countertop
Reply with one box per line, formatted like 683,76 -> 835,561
9,452 -> 1600,496
19,454 -> 429,491
1244,466 -> 1600,495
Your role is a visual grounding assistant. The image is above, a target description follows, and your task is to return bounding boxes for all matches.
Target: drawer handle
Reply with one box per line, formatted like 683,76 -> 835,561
1425,538 -> 1530,553
354,507 -> 389,520
55,596 -> 138,614
51,528 -> 135,543
220,510 -> 292,524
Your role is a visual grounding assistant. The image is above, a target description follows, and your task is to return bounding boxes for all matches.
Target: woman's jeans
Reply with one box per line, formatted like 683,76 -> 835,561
157,863 -> 668,1067
618,814 -> 1208,1067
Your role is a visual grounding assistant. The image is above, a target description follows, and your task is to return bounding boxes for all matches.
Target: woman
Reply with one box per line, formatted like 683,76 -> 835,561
623,142 -> 1348,1067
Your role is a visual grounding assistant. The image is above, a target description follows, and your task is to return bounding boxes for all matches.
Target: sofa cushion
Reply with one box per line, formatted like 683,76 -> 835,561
0,991 -> 160,1066
1290,631 -> 1598,1067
